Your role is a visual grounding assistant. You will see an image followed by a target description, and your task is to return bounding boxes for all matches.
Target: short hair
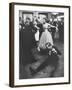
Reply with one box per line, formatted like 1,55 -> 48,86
26,17 -> 30,21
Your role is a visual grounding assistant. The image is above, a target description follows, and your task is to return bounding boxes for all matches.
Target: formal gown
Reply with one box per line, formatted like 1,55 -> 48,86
38,23 -> 53,49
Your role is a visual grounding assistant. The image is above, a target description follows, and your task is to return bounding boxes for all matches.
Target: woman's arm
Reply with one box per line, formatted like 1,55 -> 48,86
34,25 -> 40,30
31,22 -> 40,33
48,23 -> 56,28
48,23 -> 58,32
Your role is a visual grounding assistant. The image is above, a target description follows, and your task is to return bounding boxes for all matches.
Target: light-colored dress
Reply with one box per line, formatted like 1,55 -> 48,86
38,23 -> 53,49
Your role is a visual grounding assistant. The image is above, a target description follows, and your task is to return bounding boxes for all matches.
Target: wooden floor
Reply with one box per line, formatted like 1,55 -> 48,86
19,40 -> 64,79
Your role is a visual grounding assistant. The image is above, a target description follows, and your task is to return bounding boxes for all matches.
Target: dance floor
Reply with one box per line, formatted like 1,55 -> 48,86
19,40 -> 64,79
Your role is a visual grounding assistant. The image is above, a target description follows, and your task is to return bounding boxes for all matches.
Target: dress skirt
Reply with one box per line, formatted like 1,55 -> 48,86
38,29 -> 53,49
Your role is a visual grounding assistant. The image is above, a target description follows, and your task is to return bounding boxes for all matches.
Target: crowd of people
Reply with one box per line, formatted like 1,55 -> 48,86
19,16 -> 62,76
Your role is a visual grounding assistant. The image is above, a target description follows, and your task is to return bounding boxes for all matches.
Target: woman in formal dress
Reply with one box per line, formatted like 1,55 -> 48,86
37,17 -> 56,51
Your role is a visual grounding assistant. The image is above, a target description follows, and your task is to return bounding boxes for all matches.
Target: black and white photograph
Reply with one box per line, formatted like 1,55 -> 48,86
9,3 -> 70,87
19,11 -> 64,79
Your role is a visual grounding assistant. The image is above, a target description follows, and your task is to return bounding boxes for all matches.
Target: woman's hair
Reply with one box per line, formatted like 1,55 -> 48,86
43,17 -> 48,22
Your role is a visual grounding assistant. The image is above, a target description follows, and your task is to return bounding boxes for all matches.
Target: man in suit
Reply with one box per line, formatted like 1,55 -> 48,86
20,17 -> 37,66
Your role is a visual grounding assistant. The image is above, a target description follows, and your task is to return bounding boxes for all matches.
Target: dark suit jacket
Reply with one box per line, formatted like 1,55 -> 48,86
37,23 -> 44,39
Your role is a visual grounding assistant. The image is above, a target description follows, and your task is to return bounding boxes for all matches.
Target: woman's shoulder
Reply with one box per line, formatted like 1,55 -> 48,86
43,23 -> 49,28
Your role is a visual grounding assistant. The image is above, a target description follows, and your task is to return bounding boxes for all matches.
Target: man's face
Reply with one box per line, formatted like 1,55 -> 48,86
26,18 -> 30,25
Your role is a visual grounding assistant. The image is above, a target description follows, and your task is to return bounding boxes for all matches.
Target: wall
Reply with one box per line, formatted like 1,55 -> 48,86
0,0 -> 72,90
